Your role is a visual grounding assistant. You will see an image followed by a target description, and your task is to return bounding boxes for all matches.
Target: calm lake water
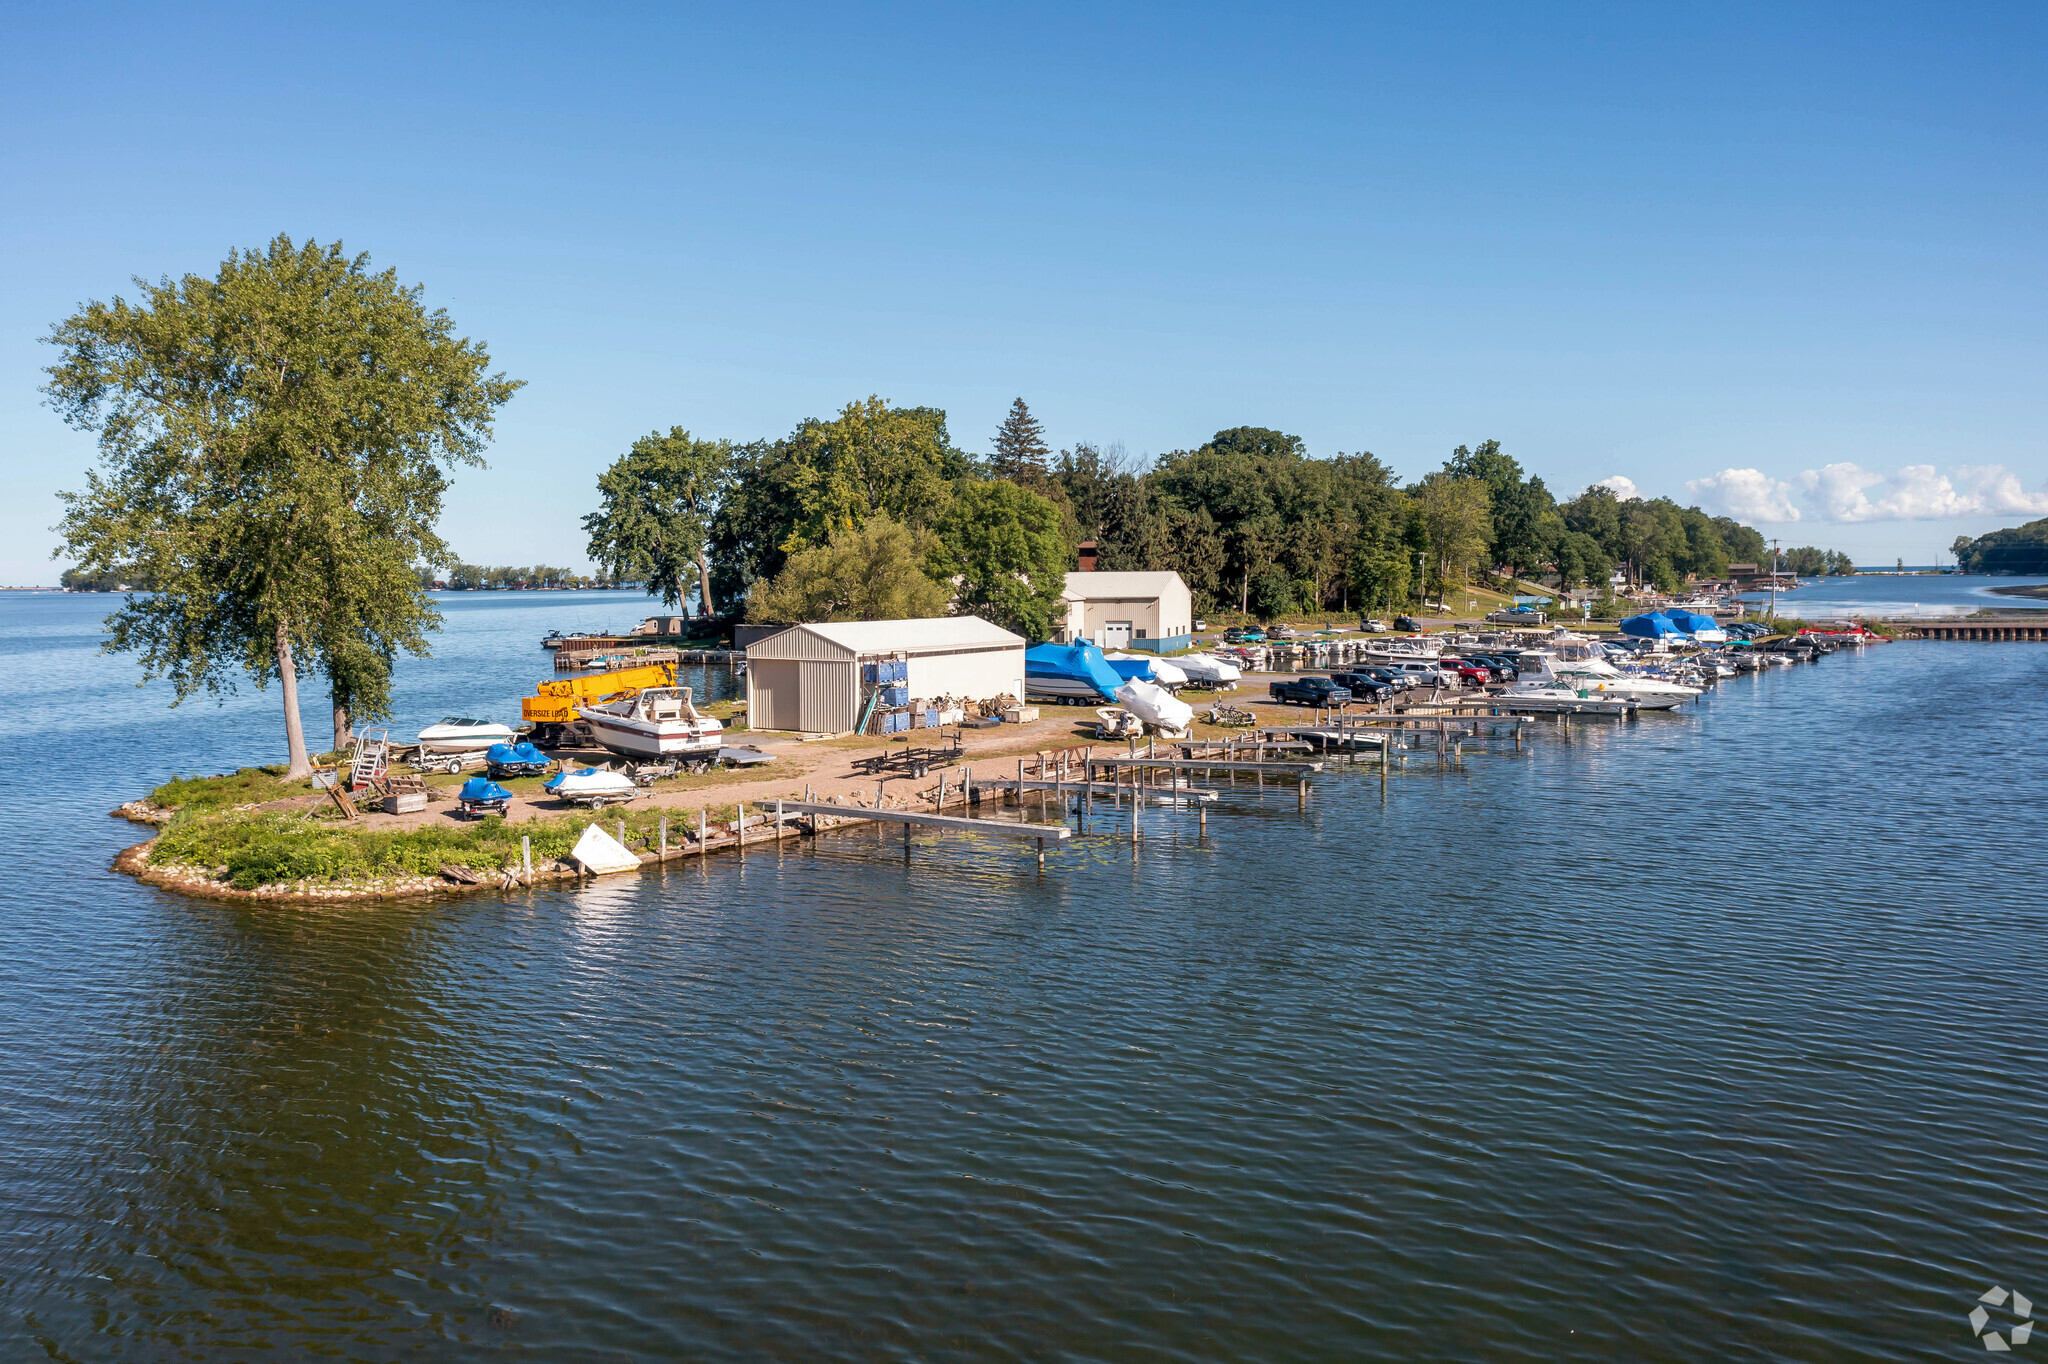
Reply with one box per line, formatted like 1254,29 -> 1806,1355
1739,572 -> 2048,618
4,591 -> 2044,1361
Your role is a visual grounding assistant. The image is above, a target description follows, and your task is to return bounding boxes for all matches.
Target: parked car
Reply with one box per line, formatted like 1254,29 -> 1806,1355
1386,659 -> 1458,687
1269,677 -> 1352,706
1194,619 -> 1207,632
1463,654 -> 1518,682
1327,672 -> 1394,701
1438,657 -> 1493,687
1394,616 -> 1423,632
1360,618 -> 1388,633
1356,664 -> 1418,691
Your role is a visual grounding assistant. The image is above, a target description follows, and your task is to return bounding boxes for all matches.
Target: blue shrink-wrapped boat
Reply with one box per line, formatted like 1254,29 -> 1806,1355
1024,643 -> 1126,702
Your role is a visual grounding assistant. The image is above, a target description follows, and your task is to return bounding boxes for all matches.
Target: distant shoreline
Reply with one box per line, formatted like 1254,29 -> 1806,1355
1989,583 -> 2048,600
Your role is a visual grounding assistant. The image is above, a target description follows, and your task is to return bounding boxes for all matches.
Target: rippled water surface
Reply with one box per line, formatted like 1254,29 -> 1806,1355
4,592 -> 2045,1361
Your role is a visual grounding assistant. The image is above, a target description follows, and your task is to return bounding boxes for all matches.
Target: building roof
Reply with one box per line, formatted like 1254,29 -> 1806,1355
779,616 -> 1023,654
1061,571 -> 1187,601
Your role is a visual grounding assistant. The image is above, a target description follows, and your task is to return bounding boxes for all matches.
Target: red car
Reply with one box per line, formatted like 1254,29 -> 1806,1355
1438,657 -> 1493,687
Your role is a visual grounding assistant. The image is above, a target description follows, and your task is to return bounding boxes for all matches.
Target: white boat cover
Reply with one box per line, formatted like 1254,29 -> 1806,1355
1173,653 -> 1243,684
547,768 -> 639,801
571,823 -> 642,874
1114,679 -> 1195,732
1106,652 -> 1191,686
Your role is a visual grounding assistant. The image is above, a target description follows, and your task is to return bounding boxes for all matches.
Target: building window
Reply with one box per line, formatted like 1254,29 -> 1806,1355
1135,628 -> 1146,639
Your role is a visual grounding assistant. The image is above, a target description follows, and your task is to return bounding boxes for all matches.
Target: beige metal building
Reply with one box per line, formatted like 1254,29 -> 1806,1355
1058,571 -> 1194,653
743,617 -> 1026,734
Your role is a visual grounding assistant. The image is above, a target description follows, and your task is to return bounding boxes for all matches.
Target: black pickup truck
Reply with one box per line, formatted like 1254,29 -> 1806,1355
1269,676 -> 1353,706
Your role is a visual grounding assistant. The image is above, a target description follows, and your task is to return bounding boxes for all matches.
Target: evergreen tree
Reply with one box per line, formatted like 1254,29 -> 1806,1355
990,397 -> 1052,482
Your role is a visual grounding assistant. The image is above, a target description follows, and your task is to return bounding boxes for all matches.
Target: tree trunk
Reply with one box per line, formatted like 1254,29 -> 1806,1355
696,550 -> 716,617
276,619 -> 313,779
1240,566 -> 1249,615
332,683 -> 352,755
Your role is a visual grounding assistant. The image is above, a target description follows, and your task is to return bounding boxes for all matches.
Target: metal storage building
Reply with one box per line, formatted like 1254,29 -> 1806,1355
743,617 -> 1026,734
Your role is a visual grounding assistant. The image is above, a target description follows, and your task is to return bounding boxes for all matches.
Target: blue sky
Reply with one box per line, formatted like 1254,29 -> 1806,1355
3,1 -> 2043,582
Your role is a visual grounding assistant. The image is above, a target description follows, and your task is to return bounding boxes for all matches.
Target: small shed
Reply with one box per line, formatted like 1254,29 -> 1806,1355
1059,571 -> 1193,653
744,617 -> 1026,734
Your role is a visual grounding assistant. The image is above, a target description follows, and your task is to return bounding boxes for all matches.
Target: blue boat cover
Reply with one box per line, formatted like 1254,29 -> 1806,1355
459,776 -> 513,802
1024,643 -> 1126,700
1103,656 -> 1156,683
1664,609 -> 1720,634
1619,612 -> 1685,638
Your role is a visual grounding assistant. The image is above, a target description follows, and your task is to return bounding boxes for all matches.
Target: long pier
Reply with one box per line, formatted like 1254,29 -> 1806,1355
1903,620 -> 2048,641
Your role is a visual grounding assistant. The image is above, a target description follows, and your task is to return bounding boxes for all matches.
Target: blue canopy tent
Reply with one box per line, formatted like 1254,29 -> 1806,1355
1024,642 -> 1126,702
1618,612 -> 1685,639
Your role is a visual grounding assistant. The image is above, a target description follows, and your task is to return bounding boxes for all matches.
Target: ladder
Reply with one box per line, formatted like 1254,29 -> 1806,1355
350,728 -> 390,788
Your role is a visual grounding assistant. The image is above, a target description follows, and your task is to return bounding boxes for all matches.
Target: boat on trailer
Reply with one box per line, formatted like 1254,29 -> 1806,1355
416,717 -> 516,755
577,686 -> 724,763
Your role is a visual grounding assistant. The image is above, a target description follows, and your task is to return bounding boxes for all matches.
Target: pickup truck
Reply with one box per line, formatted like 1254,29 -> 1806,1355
1269,677 -> 1353,706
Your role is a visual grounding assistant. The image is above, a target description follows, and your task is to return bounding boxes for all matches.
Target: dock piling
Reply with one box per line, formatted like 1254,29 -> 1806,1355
521,835 -> 532,886
659,816 -> 667,858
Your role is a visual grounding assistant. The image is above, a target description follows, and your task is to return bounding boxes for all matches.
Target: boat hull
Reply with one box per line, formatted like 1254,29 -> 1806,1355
417,726 -> 515,755
577,708 -> 723,760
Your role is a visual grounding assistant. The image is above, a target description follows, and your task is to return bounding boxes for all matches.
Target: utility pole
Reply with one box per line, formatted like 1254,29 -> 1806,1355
1769,538 -> 1780,621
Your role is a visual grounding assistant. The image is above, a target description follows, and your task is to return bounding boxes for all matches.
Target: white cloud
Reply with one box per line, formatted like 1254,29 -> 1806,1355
1593,475 -> 1640,500
1790,462 -> 2048,522
1685,468 -> 1801,522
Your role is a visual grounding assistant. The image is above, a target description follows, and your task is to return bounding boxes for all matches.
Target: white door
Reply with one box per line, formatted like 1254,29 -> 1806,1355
1102,620 -> 1133,648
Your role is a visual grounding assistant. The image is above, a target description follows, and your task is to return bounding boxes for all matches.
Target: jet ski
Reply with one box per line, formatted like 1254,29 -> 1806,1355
456,776 -> 514,818
485,741 -> 552,778
543,766 -> 640,808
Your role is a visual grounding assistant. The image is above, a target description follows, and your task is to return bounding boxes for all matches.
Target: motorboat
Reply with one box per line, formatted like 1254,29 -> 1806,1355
1025,643 -> 1125,702
485,741 -> 552,778
1105,652 -> 1190,687
1174,653 -> 1243,688
1094,707 -> 1143,740
456,776 -> 514,818
1518,650 -> 1699,709
416,717 -> 516,755
577,686 -> 723,761
543,766 -> 639,807
1114,678 -> 1195,735
1493,681 -> 1639,716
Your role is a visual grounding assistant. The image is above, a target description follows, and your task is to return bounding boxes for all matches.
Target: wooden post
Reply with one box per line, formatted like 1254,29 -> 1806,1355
1016,757 -> 1023,807
1298,778 -> 1307,810
775,798 -> 784,837
659,816 -> 667,858
1198,801 -> 1207,836
700,808 -> 708,848
618,819 -> 627,852
521,835 -> 532,886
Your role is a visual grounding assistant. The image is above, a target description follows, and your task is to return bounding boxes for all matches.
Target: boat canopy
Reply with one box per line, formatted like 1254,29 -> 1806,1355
1618,612 -> 1685,638
1024,643 -> 1125,700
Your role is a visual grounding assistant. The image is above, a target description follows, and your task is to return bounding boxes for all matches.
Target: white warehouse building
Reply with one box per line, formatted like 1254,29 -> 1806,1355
743,617 -> 1026,735
1057,571 -> 1193,654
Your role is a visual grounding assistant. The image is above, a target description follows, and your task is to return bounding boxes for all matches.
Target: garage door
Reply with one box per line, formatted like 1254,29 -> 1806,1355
751,660 -> 800,732
1102,620 -> 1133,648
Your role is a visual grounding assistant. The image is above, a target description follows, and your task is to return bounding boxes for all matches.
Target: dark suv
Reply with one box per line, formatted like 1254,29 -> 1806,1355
1328,671 -> 1393,701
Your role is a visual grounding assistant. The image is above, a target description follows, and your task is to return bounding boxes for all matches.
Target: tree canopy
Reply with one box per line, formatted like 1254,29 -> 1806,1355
584,428 -> 732,613
1953,518 -> 2048,574
47,235 -> 519,772
746,514 -> 949,623
931,480 -> 1071,638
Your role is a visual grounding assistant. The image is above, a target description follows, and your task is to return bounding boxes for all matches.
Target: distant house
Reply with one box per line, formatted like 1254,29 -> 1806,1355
1057,571 -> 1193,654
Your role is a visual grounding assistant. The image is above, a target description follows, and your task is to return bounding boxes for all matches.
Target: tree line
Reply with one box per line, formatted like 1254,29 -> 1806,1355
1952,518 -> 2048,574
584,399 -> 1780,629
425,563 -> 606,591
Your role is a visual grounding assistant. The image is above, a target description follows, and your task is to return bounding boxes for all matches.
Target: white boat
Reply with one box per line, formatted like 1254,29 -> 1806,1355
1114,678 -> 1195,735
1173,653 -> 1243,687
1528,647 -> 1701,709
416,716 -> 516,754
1106,652 -> 1191,687
544,766 -> 639,807
577,686 -> 723,761
1493,682 -> 1638,716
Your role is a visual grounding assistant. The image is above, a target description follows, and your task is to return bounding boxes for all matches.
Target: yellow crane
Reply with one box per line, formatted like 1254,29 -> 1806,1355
522,661 -> 678,747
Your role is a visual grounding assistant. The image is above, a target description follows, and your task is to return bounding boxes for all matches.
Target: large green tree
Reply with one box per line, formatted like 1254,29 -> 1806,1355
47,235 -> 519,775
584,427 -> 732,614
746,514 -> 949,623
1413,474 -> 1492,603
990,397 -> 1052,483
932,480 -> 1073,639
